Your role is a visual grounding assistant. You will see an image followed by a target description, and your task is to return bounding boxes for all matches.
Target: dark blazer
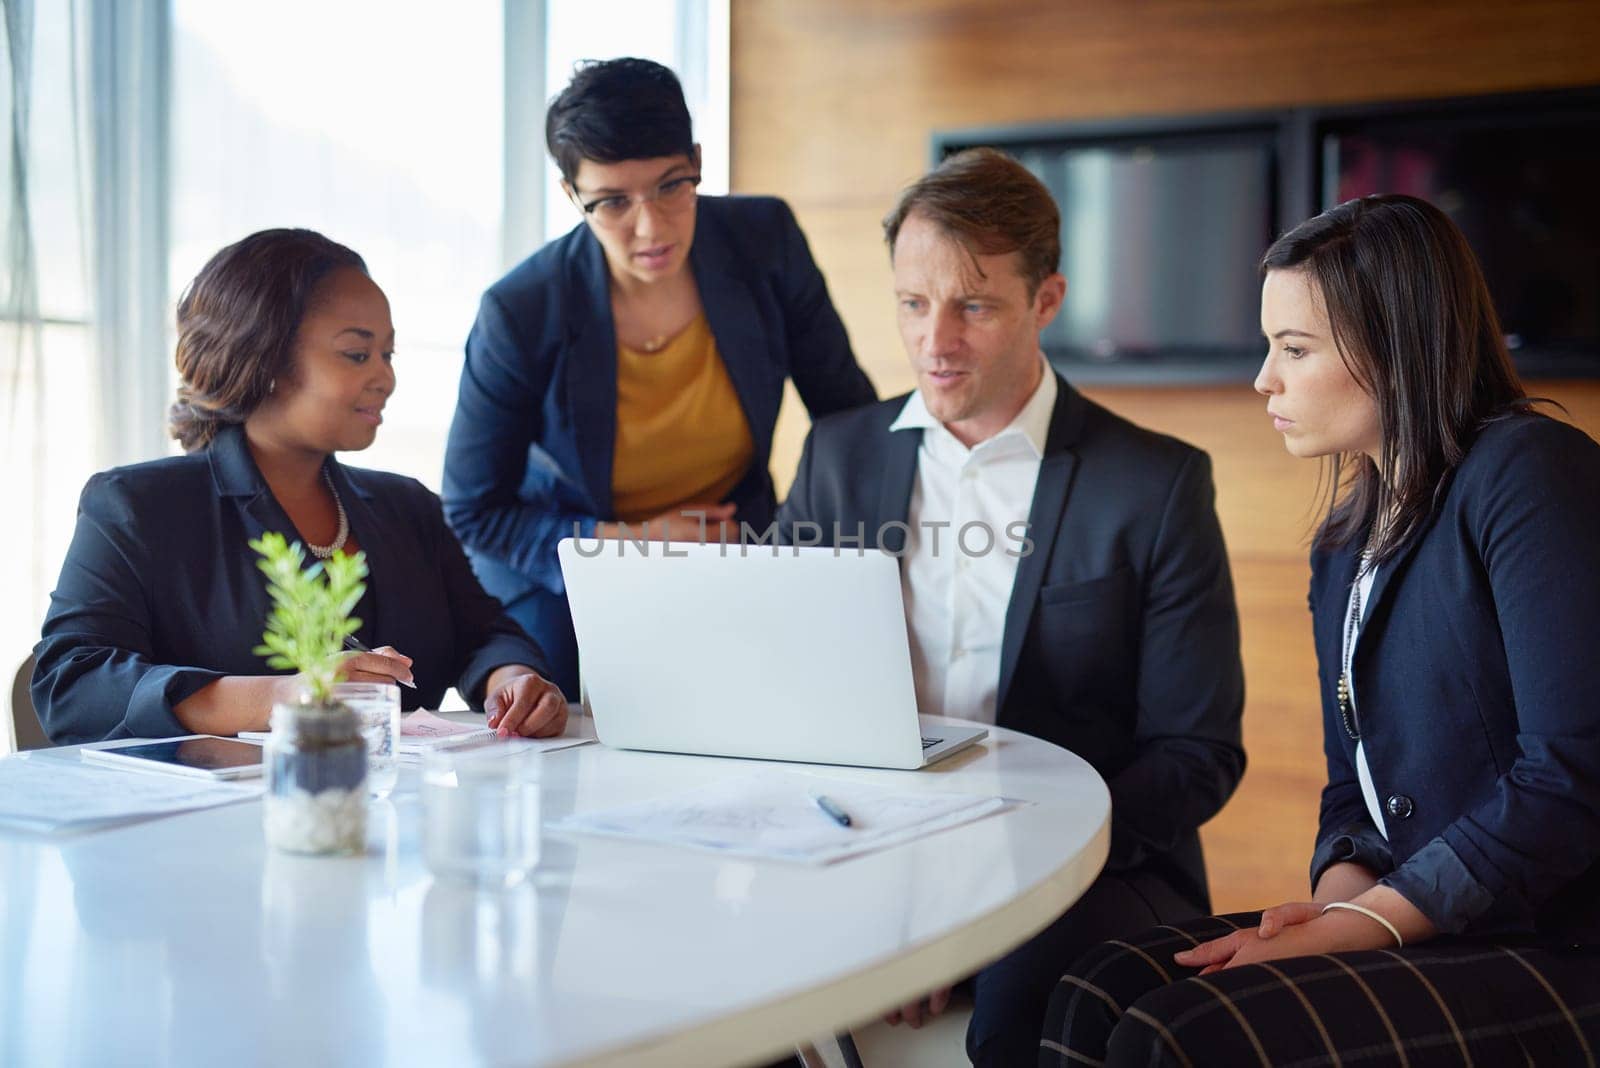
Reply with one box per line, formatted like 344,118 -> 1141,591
1308,413 -> 1600,941
440,194 -> 876,604
776,376 -> 1246,909
33,425 -> 548,745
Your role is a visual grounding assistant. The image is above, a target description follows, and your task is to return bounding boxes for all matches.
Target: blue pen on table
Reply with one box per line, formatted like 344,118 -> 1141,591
343,635 -> 417,689
811,793 -> 853,828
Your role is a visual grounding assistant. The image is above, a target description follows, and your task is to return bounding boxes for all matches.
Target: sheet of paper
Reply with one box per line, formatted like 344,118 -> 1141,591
246,709 -> 594,763
396,709 -> 593,757
401,708 -> 488,741
250,712 -> 491,746
552,770 -> 1012,864
396,711 -> 597,763
0,754 -> 261,834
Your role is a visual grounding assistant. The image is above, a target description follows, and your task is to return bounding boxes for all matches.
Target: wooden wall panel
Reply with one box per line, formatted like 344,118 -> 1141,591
732,0 -> 1600,910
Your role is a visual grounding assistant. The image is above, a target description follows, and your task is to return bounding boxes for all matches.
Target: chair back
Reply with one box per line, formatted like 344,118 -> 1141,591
10,654 -> 50,751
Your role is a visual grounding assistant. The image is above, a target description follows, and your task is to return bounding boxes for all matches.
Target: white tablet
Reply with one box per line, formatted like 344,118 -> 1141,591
82,736 -> 265,780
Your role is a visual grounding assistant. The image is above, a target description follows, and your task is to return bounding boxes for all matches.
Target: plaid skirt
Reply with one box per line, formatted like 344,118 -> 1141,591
1040,912 -> 1600,1067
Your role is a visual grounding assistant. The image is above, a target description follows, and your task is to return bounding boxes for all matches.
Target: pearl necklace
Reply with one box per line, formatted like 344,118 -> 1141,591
305,469 -> 349,560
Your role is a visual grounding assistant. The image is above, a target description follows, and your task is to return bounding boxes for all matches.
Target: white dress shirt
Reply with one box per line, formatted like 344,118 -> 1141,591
888,362 -> 1057,724
1344,560 -> 1389,839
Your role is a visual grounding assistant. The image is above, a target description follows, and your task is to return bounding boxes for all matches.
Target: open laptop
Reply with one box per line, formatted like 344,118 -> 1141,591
556,539 -> 987,769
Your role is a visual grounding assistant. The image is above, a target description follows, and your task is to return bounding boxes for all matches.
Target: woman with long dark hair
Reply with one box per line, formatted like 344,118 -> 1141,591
1040,195 -> 1600,1063
35,229 -> 564,743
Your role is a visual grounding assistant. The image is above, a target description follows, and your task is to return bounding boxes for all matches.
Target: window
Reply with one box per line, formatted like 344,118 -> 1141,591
168,0 -> 730,488
5,1 -> 729,753
1,0 -> 98,753
169,0 -> 505,487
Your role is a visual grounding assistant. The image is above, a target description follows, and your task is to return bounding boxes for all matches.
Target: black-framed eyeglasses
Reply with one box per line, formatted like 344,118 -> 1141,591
574,174 -> 702,228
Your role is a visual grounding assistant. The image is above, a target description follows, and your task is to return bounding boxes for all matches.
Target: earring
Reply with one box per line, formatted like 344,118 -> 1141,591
268,378 -> 276,394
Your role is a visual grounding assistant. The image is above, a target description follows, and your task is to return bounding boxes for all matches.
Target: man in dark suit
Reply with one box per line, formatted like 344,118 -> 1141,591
775,148 -> 1246,1066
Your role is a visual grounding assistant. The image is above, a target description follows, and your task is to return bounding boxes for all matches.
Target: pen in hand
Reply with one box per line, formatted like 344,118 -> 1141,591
811,793 -> 853,828
343,635 -> 417,689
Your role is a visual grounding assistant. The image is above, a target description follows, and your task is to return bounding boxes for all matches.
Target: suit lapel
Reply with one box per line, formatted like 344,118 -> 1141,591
327,462 -> 391,645
1350,510 -> 1433,678
211,430 -> 325,649
210,426 -> 291,544
565,232 -> 619,517
997,378 -> 1086,712
694,240 -> 775,466
876,426 -> 921,550
1315,547 -> 1358,680
210,430 -> 389,644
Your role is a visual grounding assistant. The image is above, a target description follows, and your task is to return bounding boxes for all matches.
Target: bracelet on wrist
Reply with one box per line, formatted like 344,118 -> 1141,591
1321,901 -> 1404,948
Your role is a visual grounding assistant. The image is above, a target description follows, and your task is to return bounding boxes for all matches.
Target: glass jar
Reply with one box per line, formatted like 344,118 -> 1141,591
263,700 -> 368,855
333,681 -> 401,799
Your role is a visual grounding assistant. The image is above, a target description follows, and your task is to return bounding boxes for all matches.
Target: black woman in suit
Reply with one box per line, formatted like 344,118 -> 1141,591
34,229 -> 564,744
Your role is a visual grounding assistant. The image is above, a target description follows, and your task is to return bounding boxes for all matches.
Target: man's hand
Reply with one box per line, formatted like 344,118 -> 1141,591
883,986 -> 953,1029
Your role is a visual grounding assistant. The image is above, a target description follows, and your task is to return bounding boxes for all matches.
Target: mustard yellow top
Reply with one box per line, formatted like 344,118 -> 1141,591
611,314 -> 755,523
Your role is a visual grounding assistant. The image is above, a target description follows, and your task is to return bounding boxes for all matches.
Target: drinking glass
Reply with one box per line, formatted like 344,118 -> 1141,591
421,747 -> 540,887
333,681 -> 401,799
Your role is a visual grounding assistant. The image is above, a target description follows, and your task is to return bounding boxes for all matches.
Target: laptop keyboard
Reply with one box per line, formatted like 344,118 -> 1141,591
921,736 -> 942,750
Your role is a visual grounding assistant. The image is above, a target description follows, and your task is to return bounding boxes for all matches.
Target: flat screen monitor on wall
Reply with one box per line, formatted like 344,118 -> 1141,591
1323,106 -> 1600,378
938,88 -> 1600,384
939,128 -> 1278,383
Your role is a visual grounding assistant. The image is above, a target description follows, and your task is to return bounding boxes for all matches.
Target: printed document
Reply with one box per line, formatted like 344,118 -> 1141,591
553,769 -> 1011,863
0,754 -> 260,834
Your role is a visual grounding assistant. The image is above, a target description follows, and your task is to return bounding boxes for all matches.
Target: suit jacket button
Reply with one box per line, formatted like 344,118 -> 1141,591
1386,794 -> 1414,820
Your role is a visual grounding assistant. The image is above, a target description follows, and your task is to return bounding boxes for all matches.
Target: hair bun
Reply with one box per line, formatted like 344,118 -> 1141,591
167,390 -> 240,452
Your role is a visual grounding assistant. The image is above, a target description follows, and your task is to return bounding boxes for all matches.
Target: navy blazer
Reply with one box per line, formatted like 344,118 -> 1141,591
33,425 -> 548,745
776,377 -> 1247,910
440,195 -> 876,600
1308,413 -> 1600,940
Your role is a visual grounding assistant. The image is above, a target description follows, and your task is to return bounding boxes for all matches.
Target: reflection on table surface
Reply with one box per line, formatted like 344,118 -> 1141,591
1,717 -> 1109,1068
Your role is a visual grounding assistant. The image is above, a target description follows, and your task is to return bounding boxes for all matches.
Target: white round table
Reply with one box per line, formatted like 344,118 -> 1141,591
0,716 -> 1108,1067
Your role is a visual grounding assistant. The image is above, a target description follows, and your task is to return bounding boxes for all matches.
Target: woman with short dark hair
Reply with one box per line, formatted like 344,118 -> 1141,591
1040,195 -> 1600,1064
442,57 -> 877,698
34,229 -> 564,744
